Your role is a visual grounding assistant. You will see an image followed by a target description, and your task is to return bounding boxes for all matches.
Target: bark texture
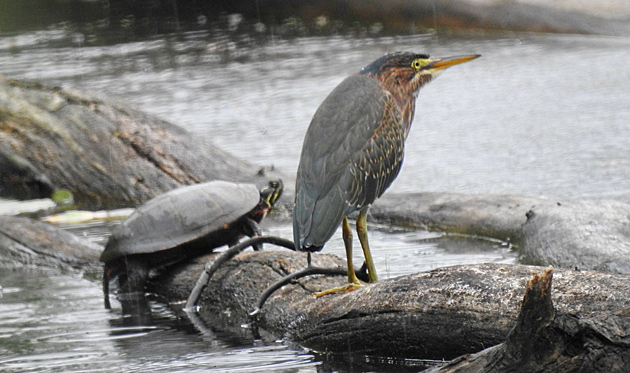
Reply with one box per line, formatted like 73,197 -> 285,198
431,269 -> 630,372
2,212 -> 630,371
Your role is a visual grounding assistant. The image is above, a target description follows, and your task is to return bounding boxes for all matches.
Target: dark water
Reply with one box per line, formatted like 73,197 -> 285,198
1,6 -> 630,372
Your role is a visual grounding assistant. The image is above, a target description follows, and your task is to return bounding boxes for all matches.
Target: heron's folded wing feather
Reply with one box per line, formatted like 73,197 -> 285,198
294,75 -> 406,249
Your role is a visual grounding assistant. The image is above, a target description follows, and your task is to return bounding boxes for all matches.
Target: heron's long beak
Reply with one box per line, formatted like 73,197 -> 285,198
424,54 -> 480,72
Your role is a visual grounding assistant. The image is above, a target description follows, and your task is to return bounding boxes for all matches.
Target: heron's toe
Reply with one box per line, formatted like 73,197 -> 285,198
314,282 -> 364,298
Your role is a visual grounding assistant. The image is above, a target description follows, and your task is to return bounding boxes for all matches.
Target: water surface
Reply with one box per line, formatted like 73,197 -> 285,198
0,268 -> 319,372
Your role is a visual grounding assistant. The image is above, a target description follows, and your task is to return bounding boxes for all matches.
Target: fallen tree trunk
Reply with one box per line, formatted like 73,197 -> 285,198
2,72 -> 628,272
4,191 -> 630,279
0,76 -> 286,208
371,192 -> 538,243
521,200 -> 630,274
152,249 -> 630,361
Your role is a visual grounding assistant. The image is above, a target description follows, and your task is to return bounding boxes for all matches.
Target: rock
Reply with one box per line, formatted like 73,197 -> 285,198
0,76 -> 287,209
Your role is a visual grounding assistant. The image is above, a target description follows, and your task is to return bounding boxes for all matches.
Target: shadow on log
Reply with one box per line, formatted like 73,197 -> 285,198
0,76 -> 287,208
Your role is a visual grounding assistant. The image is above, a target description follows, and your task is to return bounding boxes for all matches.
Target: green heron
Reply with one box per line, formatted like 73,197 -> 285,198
293,52 -> 480,296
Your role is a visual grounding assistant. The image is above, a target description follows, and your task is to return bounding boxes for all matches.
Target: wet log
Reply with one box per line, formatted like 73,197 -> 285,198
430,268 -> 630,373
0,76 -> 285,208
152,249 -> 630,362
436,0 -> 630,36
0,215 -> 102,272
372,193 -> 630,275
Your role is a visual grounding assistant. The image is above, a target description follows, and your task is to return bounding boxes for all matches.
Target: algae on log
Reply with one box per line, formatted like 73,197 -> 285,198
372,193 -> 630,275
0,76 -> 284,208
0,215 -> 101,272
152,250 -> 630,361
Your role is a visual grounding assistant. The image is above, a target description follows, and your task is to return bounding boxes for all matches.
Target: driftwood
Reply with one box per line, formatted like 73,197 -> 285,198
0,76 -> 286,208
263,0 -> 630,36
104,0 -> 630,36
521,200 -> 630,273
3,191 -> 629,278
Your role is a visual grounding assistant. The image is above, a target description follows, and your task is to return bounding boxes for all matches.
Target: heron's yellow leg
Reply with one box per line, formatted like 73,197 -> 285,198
342,217 -> 362,286
315,217 -> 363,297
357,207 -> 378,283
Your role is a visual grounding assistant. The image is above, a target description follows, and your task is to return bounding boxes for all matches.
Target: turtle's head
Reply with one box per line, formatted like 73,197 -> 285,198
259,179 -> 283,212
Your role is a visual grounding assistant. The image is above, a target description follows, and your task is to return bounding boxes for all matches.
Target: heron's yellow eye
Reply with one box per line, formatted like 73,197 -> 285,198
411,58 -> 430,71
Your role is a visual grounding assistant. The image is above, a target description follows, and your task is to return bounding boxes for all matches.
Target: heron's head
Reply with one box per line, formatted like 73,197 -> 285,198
360,52 -> 480,100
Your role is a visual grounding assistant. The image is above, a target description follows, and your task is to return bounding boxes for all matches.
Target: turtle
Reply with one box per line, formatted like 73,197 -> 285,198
101,179 -> 283,309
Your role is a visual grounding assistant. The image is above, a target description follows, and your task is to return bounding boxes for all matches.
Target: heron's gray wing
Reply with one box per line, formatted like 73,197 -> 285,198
294,74 -> 405,249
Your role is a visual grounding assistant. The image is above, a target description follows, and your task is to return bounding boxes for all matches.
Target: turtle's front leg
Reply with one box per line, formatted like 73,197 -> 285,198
242,217 -> 263,251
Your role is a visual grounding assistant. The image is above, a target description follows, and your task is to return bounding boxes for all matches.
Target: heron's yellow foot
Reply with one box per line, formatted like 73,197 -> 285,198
315,282 -> 364,298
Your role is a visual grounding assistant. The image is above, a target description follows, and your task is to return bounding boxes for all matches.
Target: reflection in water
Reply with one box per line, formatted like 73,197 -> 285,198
316,351 -> 442,373
117,293 -> 154,327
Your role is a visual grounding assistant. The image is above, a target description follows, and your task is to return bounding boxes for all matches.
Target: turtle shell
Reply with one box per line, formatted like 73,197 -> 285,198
100,180 -> 259,263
